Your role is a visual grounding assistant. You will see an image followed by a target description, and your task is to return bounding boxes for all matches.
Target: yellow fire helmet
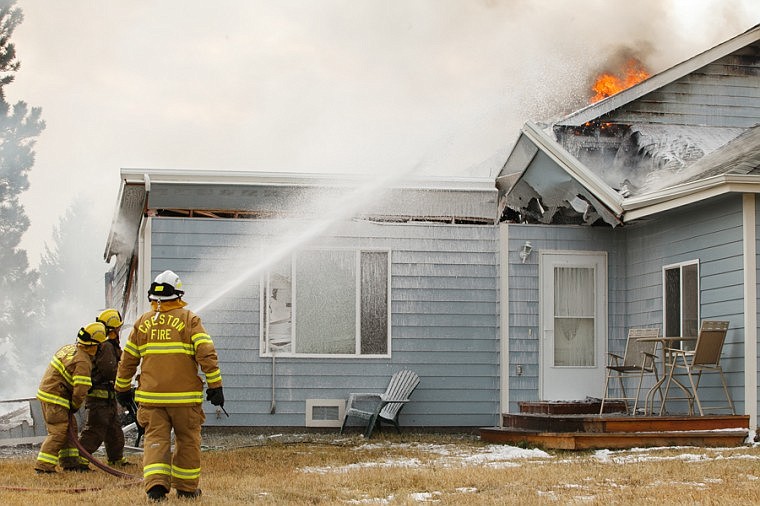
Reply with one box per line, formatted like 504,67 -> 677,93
97,308 -> 123,330
77,322 -> 107,346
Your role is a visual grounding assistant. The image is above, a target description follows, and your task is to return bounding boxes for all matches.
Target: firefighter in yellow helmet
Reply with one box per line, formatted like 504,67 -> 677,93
115,270 -> 223,502
35,322 -> 107,473
78,309 -> 130,468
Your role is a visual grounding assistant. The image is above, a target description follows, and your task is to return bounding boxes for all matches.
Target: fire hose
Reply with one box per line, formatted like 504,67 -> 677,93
0,414 -> 141,493
67,412 -> 140,480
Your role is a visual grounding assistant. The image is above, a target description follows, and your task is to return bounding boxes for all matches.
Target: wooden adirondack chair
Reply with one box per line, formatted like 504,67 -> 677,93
340,370 -> 420,438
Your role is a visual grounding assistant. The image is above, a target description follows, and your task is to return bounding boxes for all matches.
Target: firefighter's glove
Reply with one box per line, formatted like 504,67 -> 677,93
206,387 -> 224,407
116,389 -> 135,408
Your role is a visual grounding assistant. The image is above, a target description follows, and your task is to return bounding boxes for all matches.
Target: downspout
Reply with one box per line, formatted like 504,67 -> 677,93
499,223 -> 510,425
742,194 -> 757,434
268,310 -> 276,415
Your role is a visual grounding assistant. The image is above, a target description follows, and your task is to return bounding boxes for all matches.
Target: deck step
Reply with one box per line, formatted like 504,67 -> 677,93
503,413 -> 750,433
518,399 -> 626,415
487,400 -> 752,450
480,426 -> 750,450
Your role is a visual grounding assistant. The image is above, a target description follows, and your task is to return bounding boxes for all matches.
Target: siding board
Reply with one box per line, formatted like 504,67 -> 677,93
150,216 -> 499,428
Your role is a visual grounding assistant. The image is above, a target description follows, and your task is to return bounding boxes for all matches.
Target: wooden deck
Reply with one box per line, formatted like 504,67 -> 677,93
480,400 -> 751,450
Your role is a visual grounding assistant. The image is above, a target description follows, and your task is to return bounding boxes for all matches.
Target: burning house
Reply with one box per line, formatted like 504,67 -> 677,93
65,22 -> 757,439
497,23 -> 760,429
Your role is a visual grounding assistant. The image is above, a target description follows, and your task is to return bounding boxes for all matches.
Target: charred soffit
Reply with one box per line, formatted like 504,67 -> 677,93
145,184 -> 496,225
501,149 -> 621,227
500,179 -> 614,226
149,208 -> 493,225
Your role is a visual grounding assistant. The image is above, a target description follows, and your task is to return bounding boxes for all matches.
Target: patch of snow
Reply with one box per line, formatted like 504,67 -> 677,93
594,447 -> 760,465
410,491 -> 441,502
536,490 -> 559,501
302,458 -> 423,474
346,495 -> 393,504
304,442 -> 552,474
465,444 -> 552,461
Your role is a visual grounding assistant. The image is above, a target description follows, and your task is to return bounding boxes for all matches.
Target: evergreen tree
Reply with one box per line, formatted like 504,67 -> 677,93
38,199 -> 106,355
0,0 -> 45,399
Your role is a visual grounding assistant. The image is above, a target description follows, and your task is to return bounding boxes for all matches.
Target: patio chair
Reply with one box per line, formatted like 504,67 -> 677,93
340,370 -> 420,438
599,327 -> 660,415
661,320 -> 735,416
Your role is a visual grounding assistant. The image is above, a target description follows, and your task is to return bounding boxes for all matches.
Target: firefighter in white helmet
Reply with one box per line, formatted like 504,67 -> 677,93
115,270 -> 223,502
78,308 -> 130,467
35,322 -> 107,473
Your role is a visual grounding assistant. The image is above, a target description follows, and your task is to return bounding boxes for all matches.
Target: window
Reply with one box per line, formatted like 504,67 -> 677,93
261,249 -> 390,357
663,261 -> 699,342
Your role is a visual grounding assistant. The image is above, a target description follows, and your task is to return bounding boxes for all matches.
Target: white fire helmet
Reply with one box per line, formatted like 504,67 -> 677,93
148,270 -> 185,301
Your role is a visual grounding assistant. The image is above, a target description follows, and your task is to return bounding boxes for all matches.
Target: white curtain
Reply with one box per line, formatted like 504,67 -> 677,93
554,267 -> 595,366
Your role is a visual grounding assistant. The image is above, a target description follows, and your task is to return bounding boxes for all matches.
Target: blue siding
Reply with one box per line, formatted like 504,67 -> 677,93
506,223 -> 621,412
506,194 -> 746,413
149,217 -> 499,428
625,194 -> 744,412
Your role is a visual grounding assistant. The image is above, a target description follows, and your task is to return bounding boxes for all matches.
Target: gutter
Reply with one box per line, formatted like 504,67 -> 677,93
120,167 -> 496,193
622,175 -> 760,222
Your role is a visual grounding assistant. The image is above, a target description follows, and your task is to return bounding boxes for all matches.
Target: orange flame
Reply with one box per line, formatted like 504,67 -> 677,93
590,58 -> 650,103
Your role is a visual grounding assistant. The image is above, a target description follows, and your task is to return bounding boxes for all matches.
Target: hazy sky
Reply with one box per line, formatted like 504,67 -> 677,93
9,0 -> 760,266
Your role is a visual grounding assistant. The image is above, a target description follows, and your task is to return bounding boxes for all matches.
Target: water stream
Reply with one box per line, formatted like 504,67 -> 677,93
192,170 -> 410,313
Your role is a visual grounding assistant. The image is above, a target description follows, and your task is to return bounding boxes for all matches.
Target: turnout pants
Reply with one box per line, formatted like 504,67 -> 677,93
137,404 -> 205,493
79,397 -> 125,463
35,402 -> 81,472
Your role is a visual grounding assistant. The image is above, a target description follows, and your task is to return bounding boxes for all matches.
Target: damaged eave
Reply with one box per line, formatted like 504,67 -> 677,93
622,174 -> 760,221
103,178 -> 147,261
521,121 -> 624,217
107,169 -> 498,257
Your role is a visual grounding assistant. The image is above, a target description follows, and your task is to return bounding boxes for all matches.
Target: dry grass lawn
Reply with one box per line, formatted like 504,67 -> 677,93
1,432 -> 760,505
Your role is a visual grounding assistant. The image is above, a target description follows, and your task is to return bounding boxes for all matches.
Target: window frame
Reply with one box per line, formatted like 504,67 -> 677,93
259,247 -> 392,358
662,259 -> 700,342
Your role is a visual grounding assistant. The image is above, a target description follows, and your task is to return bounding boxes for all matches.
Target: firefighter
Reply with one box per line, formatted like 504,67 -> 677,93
78,308 -> 130,467
115,270 -> 224,502
35,322 -> 107,473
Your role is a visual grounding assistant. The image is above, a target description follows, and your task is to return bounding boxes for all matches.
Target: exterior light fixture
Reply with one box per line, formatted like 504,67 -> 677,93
519,241 -> 533,263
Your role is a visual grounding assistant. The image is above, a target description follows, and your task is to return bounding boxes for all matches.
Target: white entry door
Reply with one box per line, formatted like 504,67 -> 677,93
539,251 -> 607,400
